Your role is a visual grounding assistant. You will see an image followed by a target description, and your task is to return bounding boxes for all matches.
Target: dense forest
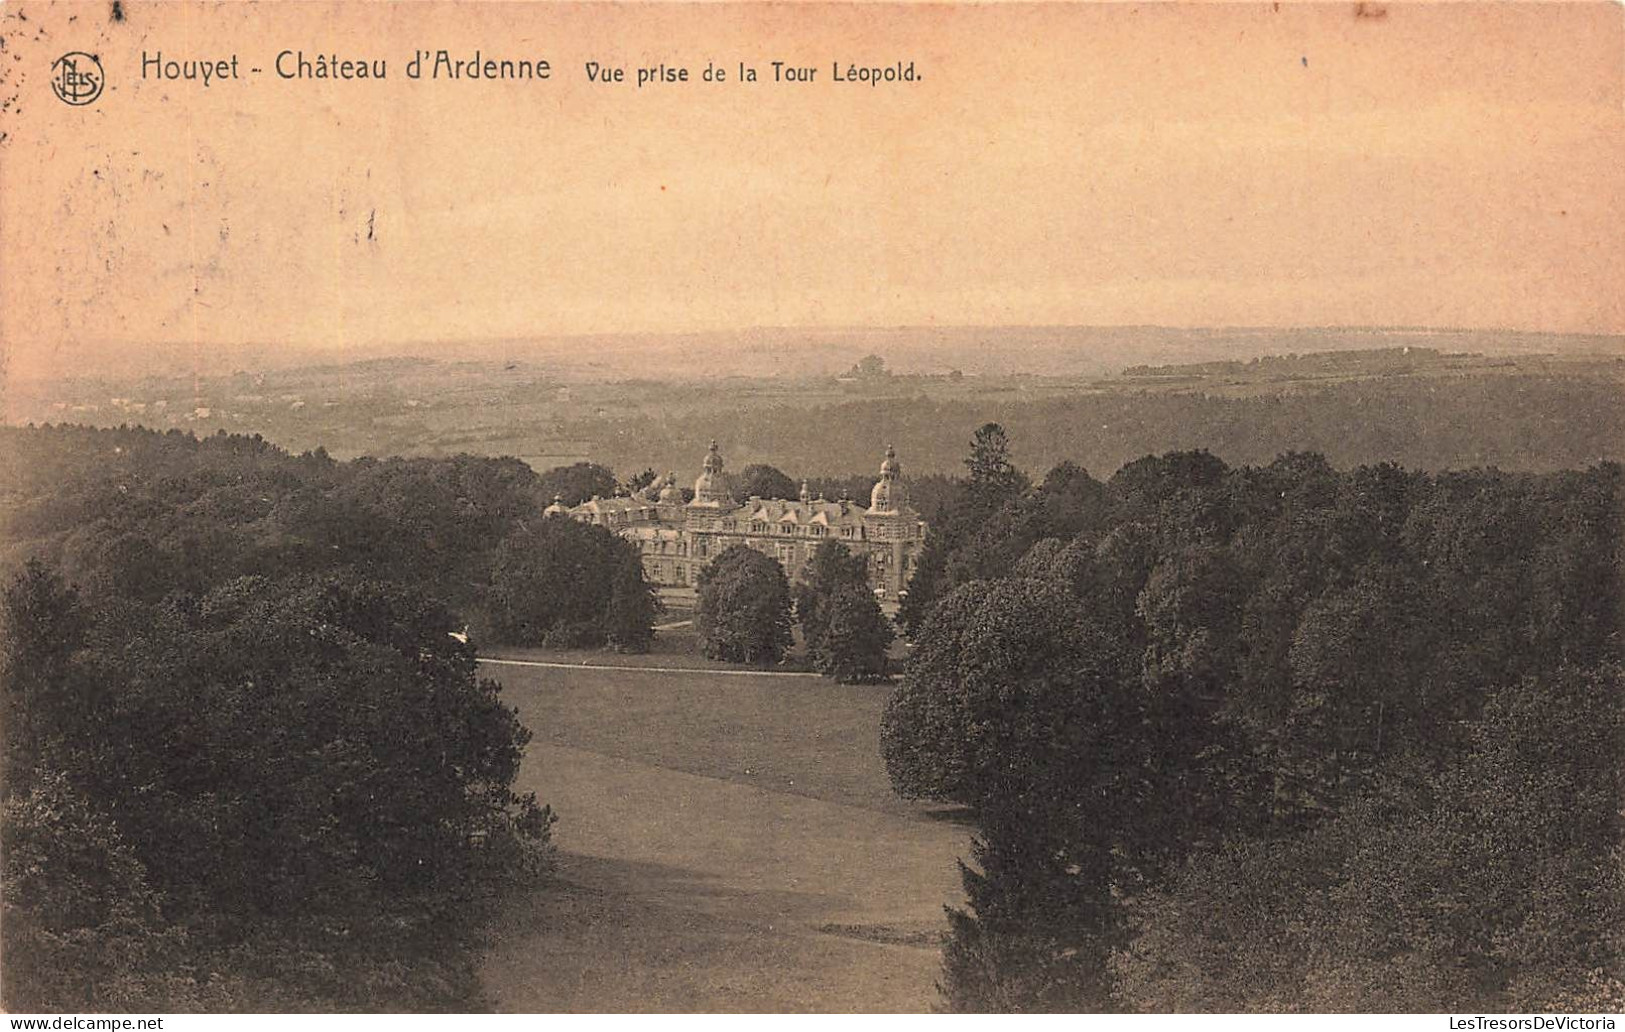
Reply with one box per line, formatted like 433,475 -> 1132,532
882,425 -> 1624,1011
5,419 -> 1622,1012
0,426 -> 658,649
0,425 -> 659,1010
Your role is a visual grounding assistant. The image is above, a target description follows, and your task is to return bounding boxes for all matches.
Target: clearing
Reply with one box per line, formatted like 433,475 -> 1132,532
477,650 -> 973,1013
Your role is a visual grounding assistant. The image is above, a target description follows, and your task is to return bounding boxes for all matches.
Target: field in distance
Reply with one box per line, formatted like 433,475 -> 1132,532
8,326 -> 1622,478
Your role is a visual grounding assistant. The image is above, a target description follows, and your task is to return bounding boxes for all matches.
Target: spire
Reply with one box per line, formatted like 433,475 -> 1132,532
880,443 -> 900,479
871,445 -> 906,514
799,479 -> 812,504
692,441 -> 733,506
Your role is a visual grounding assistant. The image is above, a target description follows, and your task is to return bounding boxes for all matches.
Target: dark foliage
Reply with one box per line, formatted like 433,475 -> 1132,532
898,427 -> 1040,635
795,542 -> 868,657
815,587 -> 894,683
735,463 -> 800,501
623,468 -> 658,494
486,516 -> 659,651
0,426 -> 576,1010
882,428 -> 1624,1011
695,545 -> 794,665
795,541 -> 894,682
2,564 -> 553,1011
535,461 -> 617,507
0,425 -> 656,652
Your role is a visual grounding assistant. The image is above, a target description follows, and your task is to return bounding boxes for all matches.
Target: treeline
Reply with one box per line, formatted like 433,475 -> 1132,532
694,541 -> 894,682
575,372 -> 1625,479
882,425 -> 1624,1011
0,424 -> 664,1010
3,566 -> 551,1011
0,425 -> 658,651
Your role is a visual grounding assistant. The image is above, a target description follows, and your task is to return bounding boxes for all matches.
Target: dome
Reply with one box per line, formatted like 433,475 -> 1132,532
869,480 -> 898,512
869,445 -> 907,514
691,441 -> 733,506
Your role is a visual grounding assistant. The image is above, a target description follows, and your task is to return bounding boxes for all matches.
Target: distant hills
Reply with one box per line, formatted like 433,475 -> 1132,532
12,325 -> 1623,386
6,335 -> 1622,480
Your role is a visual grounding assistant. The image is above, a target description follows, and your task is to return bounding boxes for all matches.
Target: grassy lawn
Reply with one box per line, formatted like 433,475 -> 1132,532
479,654 -> 972,1012
492,653 -> 915,817
484,618 -> 913,678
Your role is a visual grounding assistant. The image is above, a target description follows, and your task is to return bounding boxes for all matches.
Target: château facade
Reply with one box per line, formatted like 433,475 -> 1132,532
547,442 -> 927,599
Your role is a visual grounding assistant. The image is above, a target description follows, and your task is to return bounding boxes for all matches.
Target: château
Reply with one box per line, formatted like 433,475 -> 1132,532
548,442 -> 927,599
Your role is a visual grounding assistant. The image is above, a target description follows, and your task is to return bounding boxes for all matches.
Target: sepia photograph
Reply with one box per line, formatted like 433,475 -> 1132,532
0,0 -> 1621,1018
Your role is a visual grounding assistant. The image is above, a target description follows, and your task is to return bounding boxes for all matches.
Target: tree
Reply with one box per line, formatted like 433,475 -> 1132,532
486,517 -> 657,649
2,772 -> 200,1012
1116,665 -> 1625,1013
965,422 -> 1029,500
899,425 -> 1035,635
606,549 -> 661,653
884,448 -> 1624,1012
536,462 -> 617,507
796,541 -> 891,682
1,560 -> 90,794
795,540 -> 869,644
815,585 -> 894,683
846,354 -> 890,379
735,463 -> 799,501
695,545 -> 793,665
804,473 -> 879,508
1320,664 -> 1625,1012
623,468 -> 658,494
75,573 -> 554,921
883,577 -> 1149,1010
0,562 -> 555,1010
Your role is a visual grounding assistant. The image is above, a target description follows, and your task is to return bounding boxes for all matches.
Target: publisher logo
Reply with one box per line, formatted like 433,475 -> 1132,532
51,51 -> 105,106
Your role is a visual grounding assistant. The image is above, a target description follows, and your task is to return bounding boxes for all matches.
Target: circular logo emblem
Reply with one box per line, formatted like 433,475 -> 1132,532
51,52 -> 105,106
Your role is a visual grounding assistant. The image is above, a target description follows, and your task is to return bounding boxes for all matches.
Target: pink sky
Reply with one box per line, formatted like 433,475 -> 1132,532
2,1 -> 1621,383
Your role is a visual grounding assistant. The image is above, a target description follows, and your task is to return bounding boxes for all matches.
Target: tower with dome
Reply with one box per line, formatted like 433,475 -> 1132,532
552,442 -> 927,600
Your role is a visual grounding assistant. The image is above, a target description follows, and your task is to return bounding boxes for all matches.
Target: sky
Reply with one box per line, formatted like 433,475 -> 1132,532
1,1 -> 1622,383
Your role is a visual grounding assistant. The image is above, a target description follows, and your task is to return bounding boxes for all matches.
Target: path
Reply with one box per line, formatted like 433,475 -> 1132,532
478,656 -> 823,679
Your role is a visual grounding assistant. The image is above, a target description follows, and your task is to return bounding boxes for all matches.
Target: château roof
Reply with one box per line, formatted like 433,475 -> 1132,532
573,495 -> 658,518
739,495 -> 871,528
563,444 -> 922,529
